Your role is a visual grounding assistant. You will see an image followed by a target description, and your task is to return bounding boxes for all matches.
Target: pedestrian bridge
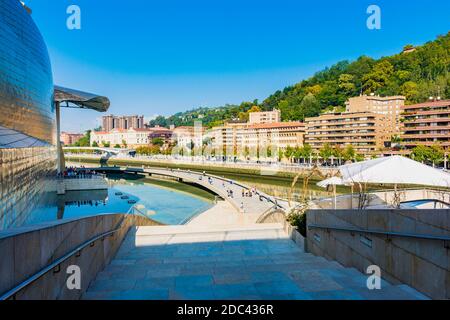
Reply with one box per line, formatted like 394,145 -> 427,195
86,166 -> 288,217
63,147 -> 136,156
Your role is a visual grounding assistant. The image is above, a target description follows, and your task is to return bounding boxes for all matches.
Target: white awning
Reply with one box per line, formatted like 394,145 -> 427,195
339,156 -> 450,188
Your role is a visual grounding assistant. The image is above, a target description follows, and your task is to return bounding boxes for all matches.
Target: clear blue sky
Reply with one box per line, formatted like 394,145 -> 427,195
26,0 -> 450,132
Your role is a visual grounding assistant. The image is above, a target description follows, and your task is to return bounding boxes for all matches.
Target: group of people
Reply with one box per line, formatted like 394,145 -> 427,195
58,166 -> 99,179
242,187 -> 257,198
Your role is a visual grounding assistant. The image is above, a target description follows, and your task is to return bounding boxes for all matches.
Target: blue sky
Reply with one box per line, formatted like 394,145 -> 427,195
26,0 -> 450,132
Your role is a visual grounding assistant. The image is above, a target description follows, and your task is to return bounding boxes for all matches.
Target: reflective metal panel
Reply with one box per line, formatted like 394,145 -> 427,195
0,0 -> 57,230
0,0 -> 55,144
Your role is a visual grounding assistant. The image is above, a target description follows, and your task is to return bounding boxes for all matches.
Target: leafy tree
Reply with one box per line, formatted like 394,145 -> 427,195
343,145 -> 356,162
91,141 -> 99,148
284,145 -> 295,163
74,130 -> 91,147
114,144 -> 121,148
152,138 -> 164,146
319,143 -> 333,164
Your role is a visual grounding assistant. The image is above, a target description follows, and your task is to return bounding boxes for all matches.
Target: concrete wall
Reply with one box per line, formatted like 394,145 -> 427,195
313,189 -> 450,210
0,214 -> 162,300
306,209 -> 449,299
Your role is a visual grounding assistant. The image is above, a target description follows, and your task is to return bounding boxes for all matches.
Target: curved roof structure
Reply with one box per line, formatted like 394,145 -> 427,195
54,86 -> 110,112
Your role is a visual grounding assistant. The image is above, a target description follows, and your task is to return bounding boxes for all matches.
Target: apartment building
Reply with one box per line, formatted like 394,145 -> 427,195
401,100 -> 450,150
91,127 -> 165,147
172,126 -> 205,151
249,109 -> 281,124
60,132 -> 84,146
305,112 -> 392,155
346,95 -> 405,132
102,115 -> 145,132
242,122 -> 305,150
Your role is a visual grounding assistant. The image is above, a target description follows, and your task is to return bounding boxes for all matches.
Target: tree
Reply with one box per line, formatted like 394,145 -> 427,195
428,144 -> 445,167
343,145 -> 356,162
74,130 -> 91,147
114,144 -> 121,148
319,143 -> 333,164
91,141 -> 99,147
152,137 -> 164,146
332,145 -> 344,164
284,145 -> 295,163
411,145 -> 430,163
362,60 -> 394,94
122,140 -> 127,148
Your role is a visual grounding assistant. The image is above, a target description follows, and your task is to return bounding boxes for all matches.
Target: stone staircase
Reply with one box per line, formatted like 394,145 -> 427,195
83,224 -> 428,300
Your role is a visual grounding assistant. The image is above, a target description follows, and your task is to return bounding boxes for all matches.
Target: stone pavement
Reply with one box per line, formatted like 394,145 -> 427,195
83,224 -> 428,300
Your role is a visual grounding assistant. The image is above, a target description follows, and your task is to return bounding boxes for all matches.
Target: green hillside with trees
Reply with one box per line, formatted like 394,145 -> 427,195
149,32 -> 449,128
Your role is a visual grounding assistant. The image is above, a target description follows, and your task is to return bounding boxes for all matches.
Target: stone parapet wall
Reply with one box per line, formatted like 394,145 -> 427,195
0,214 -> 162,300
306,209 -> 449,299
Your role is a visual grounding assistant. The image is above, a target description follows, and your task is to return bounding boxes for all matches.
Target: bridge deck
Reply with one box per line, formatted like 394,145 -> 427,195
91,166 -> 286,217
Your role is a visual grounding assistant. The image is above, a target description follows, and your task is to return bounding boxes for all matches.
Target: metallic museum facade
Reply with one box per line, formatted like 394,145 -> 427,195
0,0 -> 56,229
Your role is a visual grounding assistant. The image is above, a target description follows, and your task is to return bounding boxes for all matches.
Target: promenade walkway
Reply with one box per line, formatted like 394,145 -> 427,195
84,223 -> 427,300
91,166 -> 289,219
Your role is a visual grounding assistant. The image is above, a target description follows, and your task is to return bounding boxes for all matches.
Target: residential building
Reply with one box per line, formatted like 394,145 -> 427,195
172,126 -> 205,151
60,132 -> 84,146
346,95 -> 405,132
249,109 -> 281,124
102,115 -> 144,132
305,112 -> 392,155
242,122 -> 305,150
400,100 -> 450,150
91,128 -> 160,147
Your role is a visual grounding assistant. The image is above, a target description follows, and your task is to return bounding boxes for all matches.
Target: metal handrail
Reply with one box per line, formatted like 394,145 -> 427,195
0,220 -> 125,300
308,224 -> 450,242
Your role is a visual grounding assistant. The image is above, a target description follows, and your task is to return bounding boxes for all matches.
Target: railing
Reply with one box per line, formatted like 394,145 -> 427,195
0,219 -> 125,300
308,224 -> 450,242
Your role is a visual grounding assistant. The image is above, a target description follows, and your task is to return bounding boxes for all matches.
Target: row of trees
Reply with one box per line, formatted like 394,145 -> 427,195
282,143 -> 363,164
411,145 -> 446,167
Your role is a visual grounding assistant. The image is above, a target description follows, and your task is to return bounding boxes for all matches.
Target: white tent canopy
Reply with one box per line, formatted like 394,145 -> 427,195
339,156 -> 450,188
317,177 -> 347,188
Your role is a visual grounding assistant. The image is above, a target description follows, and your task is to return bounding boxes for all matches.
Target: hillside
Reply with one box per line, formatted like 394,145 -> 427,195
150,32 -> 450,127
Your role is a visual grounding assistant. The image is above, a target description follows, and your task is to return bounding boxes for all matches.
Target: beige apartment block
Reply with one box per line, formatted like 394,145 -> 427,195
90,128 -> 163,147
305,112 -> 392,155
346,95 -> 405,132
242,122 -> 305,150
249,109 -> 281,124
401,100 -> 450,150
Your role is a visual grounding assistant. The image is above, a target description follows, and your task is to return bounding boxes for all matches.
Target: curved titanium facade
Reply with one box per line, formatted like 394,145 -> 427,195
0,0 -> 56,230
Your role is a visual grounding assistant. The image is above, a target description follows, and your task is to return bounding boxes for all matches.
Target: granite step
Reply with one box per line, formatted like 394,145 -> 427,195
84,224 -> 427,300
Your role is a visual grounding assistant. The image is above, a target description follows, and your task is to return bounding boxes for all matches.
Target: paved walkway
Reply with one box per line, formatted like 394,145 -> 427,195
91,166 -> 288,220
84,224 -> 427,300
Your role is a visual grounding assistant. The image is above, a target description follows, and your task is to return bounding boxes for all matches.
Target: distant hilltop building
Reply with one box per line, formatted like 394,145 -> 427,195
60,132 -> 84,146
102,115 -> 144,132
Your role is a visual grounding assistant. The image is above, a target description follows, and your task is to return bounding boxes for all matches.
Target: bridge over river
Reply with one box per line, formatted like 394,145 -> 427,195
86,166 -> 291,219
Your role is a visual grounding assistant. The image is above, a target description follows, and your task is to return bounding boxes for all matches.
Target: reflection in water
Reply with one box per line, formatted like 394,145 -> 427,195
1,178 -> 213,231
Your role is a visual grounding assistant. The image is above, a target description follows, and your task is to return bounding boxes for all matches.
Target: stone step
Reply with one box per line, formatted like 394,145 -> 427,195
85,223 -> 428,300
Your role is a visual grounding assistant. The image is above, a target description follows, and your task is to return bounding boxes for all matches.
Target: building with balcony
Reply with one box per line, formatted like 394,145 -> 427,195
400,100 -> 450,150
346,95 -> 405,132
305,112 -> 392,155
